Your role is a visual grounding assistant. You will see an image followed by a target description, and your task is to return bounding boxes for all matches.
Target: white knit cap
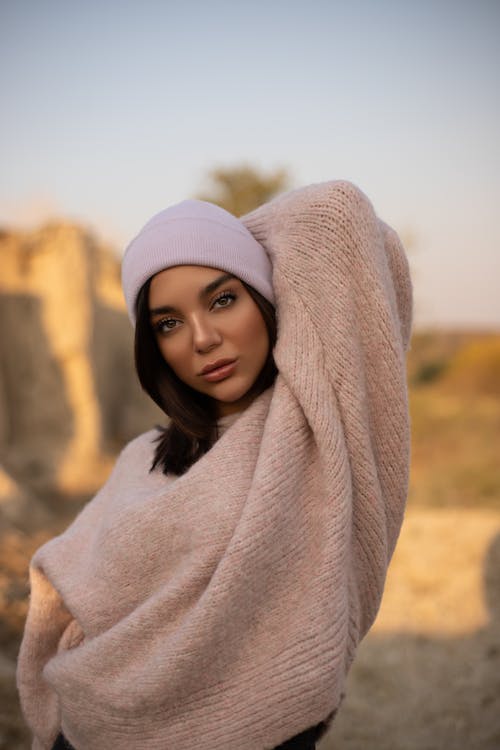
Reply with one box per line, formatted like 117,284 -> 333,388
121,199 -> 275,324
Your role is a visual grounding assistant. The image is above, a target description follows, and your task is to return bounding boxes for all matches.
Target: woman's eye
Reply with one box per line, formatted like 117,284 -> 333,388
154,318 -> 179,334
212,292 -> 236,309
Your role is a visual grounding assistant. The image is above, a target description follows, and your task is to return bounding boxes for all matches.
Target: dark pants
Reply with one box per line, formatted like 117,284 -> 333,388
273,720 -> 329,749
53,719 -> 329,750
52,735 -> 74,750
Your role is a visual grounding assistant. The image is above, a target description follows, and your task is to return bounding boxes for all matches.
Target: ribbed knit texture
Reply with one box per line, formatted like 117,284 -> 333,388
17,181 -> 413,750
121,199 -> 275,324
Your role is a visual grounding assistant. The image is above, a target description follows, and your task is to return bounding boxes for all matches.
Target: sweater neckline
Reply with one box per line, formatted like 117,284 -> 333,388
217,409 -> 243,436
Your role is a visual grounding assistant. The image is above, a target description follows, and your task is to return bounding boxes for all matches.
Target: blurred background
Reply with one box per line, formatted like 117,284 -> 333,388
1,1 -> 499,748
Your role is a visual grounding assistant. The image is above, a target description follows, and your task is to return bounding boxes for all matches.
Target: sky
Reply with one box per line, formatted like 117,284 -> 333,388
1,0 -> 499,330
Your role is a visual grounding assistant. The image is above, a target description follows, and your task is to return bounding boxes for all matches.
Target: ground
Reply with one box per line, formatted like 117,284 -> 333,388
320,508 -> 500,750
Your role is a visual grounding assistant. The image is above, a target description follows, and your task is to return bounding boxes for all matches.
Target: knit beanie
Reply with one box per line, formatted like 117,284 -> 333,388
121,199 -> 275,324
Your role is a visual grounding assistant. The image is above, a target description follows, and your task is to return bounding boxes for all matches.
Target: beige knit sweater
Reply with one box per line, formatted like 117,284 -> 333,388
17,181 -> 413,750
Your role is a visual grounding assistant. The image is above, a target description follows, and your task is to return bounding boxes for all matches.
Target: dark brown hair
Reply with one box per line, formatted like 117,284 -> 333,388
134,276 -> 278,476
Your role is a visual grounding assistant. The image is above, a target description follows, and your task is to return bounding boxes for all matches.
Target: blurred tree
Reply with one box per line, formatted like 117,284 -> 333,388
195,165 -> 290,216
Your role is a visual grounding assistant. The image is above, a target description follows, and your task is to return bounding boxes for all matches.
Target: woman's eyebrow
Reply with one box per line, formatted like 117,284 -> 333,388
149,273 -> 237,317
200,272 -> 236,299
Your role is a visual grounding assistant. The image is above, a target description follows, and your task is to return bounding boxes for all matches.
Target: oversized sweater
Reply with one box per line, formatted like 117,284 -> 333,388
17,180 -> 413,750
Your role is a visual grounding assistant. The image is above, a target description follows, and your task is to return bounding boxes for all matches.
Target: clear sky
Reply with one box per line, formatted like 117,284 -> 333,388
1,0 -> 499,329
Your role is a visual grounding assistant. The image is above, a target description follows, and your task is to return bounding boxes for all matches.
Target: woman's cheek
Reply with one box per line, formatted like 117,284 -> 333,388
157,338 -> 178,368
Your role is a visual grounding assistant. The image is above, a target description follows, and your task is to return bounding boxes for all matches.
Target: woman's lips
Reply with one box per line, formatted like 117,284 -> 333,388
201,360 -> 237,382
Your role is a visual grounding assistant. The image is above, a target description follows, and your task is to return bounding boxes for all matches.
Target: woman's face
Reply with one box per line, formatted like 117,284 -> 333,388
149,265 -> 271,416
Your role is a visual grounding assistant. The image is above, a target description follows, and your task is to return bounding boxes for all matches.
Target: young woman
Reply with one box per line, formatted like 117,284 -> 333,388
17,180 -> 413,750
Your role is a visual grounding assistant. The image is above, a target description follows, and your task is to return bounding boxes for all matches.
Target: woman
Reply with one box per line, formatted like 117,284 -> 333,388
17,180 -> 413,750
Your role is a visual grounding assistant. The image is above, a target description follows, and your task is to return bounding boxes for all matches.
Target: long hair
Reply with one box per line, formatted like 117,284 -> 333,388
134,276 -> 278,476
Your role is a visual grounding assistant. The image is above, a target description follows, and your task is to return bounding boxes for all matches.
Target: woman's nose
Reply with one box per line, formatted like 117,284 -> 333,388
191,315 -> 222,353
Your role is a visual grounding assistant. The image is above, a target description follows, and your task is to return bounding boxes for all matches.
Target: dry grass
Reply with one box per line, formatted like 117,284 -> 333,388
409,389 -> 500,508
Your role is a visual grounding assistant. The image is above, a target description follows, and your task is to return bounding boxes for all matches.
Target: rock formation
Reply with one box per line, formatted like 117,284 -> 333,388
0,222 -> 161,518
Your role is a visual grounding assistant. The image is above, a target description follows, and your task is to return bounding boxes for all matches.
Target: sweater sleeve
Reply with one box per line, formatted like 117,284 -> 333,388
16,430 -> 158,749
243,180 -> 413,635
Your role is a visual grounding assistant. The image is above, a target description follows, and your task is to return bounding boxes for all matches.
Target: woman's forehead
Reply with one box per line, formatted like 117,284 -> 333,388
148,265 -> 240,307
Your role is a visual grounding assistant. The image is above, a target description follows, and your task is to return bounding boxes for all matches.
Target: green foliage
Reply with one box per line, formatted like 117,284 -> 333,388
195,164 -> 290,216
412,359 -> 448,385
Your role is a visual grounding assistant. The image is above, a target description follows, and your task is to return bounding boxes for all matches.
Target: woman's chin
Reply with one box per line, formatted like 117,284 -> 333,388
208,381 -> 256,415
